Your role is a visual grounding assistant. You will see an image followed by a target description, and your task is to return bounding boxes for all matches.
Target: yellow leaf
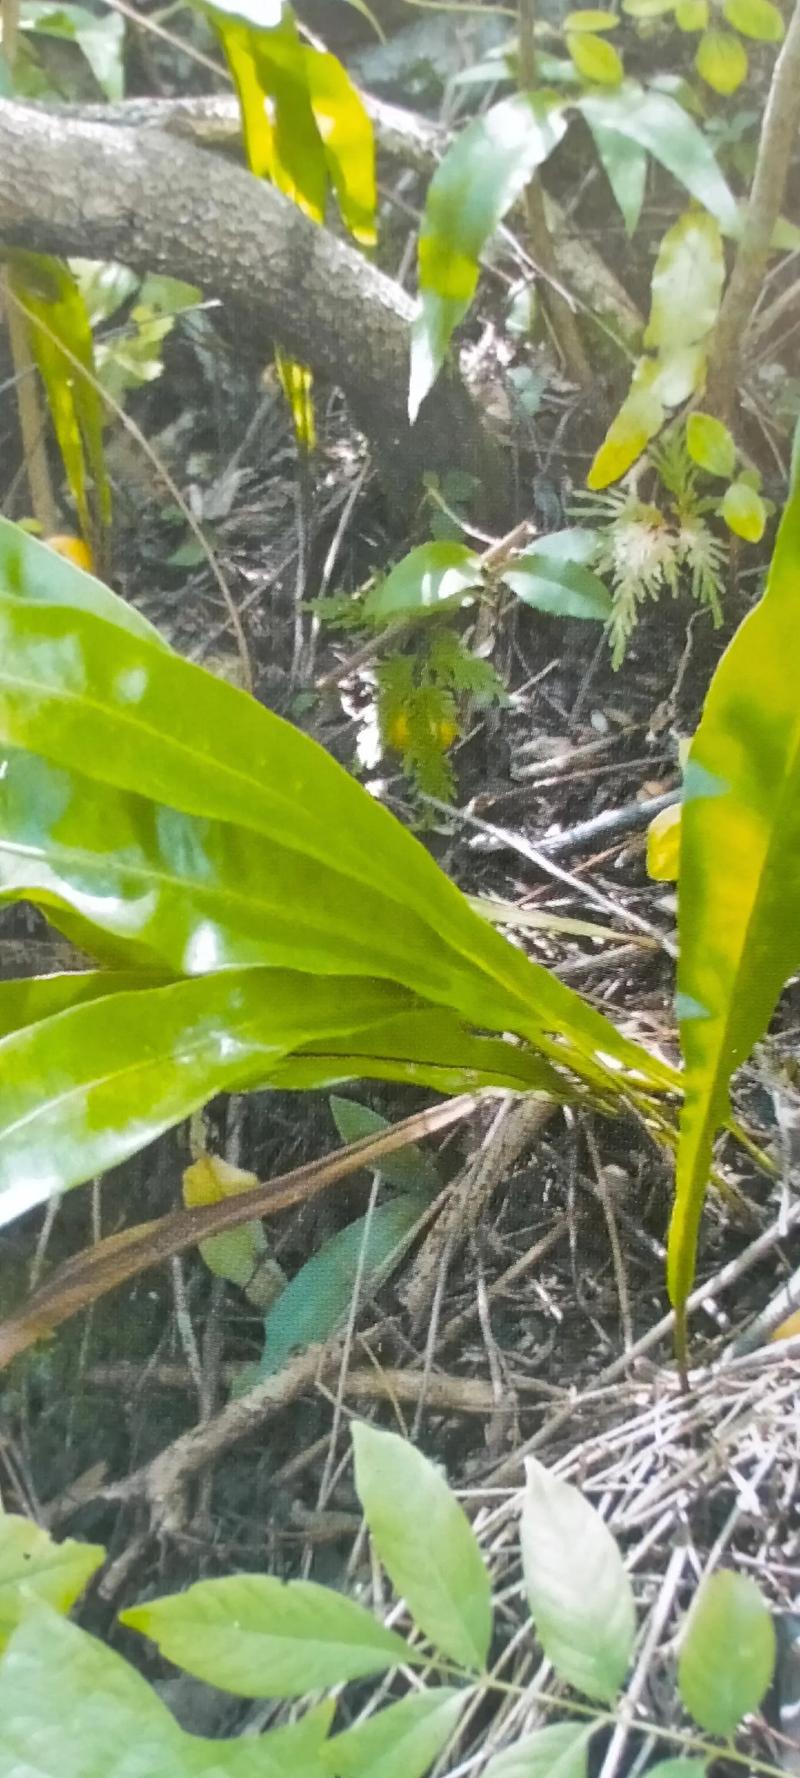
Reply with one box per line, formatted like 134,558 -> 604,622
46,534 -> 95,572
647,801 -> 682,881
675,0 -> 708,27
695,28 -> 748,93
587,387 -> 664,488
722,479 -> 766,541
567,30 -> 625,82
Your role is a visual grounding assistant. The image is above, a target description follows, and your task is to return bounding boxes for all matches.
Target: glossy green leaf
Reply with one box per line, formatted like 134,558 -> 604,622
122,1574 -> 411,1697
695,28 -> 748,93
644,210 -> 724,351
0,969 -> 422,1227
721,479 -> 766,540
0,1606 -> 333,1777
587,387 -> 664,488
674,0 -> 708,28
6,253 -> 110,546
364,543 -> 482,624
323,1689 -> 469,1778
0,516 -> 161,642
0,969 -> 167,1039
678,1572 -> 776,1734
0,558 -> 676,1100
482,1722 -> 593,1778
586,120 -> 647,232
722,0 -> 783,38
568,31 -> 624,83
352,1422 -> 492,1670
410,92 -> 567,419
330,1096 -> 441,1194
669,437 -> 800,1327
304,44 -> 376,245
239,1194 -> 426,1386
520,1458 -> 635,1701
501,553 -> 612,620
686,412 -> 737,479
0,1516 -> 104,1649
578,83 -> 740,235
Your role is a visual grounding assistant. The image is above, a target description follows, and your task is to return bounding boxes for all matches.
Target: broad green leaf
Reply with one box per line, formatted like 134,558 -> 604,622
352,1423 -> 493,1670
6,253 -> 110,546
0,969 -> 167,1039
695,28 -> 748,93
22,0 -> 125,99
329,1096 -> 441,1194
686,412 -> 736,479
646,801 -> 681,881
586,120 -> 647,233
410,92 -> 567,419
722,0 -> 783,38
0,1605 -> 333,1777
675,0 -> 708,27
0,515 -> 161,642
323,1689 -> 469,1778
587,387 -> 664,488
564,8 -> 620,26
578,84 -> 740,235
0,1516 -> 104,1648
0,747 -> 519,1002
678,1572 -> 776,1733
721,479 -> 766,540
122,1574 -> 412,1696
0,969 -> 422,1226
482,1722 -> 593,1778
567,31 -> 624,84
0,564 -> 676,1099
500,554 -> 612,620
238,1194 -> 427,1386
520,1458 -> 635,1701
644,210 -> 724,351
669,439 -> 800,1327
304,45 -> 376,245
364,543 -> 482,624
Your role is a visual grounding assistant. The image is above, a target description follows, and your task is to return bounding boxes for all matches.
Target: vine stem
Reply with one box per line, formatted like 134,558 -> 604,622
705,0 -> 800,420
516,0 -> 592,387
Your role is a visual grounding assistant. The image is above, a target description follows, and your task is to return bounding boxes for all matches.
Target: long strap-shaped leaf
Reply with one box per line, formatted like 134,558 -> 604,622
669,426 -> 800,1355
0,971 -> 563,1225
0,531 -> 676,1093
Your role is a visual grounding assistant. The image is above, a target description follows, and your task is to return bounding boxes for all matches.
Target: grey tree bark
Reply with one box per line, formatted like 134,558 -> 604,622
0,99 -> 503,509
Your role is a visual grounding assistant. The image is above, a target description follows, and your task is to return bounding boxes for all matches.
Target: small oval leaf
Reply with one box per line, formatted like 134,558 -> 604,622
568,31 -> 625,83
352,1422 -> 493,1670
695,28 -> 748,93
364,542 -> 481,623
722,0 -> 783,38
678,1571 -> 776,1734
721,479 -> 767,541
563,8 -> 620,27
686,412 -> 737,479
675,0 -> 709,28
501,554 -> 612,620
520,1458 -> 636,1701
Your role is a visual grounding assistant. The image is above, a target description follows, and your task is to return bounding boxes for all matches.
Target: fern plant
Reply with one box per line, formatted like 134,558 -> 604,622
573,425 -> 729,666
